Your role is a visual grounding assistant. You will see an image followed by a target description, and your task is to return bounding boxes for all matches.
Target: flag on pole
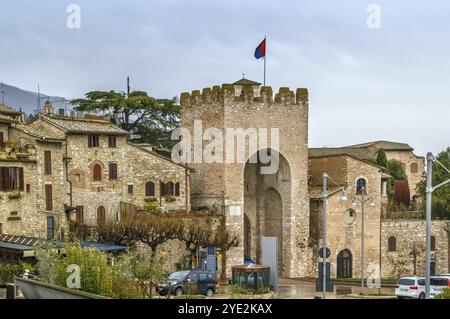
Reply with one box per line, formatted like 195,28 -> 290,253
254,38 -> 266,59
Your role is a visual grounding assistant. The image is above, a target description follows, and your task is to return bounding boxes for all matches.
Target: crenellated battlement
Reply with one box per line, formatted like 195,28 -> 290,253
180,84 -> 308,108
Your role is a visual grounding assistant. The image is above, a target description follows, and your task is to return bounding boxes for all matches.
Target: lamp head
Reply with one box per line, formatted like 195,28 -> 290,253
338,189 -> 348,201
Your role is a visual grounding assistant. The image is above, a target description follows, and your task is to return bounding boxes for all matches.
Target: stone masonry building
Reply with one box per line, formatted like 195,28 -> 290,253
0,103 -> 190,242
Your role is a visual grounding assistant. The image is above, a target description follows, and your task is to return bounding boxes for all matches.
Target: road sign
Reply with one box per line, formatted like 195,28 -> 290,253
318,247 -> 331,258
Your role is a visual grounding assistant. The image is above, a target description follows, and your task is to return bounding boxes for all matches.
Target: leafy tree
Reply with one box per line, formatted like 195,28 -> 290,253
376,148 -> 388,168
213,216 -> 240,281
71,90 -> 180,149
418,147 -> 450,218
114,250 -> 166,298
387,159 -> 407,180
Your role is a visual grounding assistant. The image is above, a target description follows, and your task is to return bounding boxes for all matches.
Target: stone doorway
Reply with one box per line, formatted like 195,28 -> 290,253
243,149 -> 291,276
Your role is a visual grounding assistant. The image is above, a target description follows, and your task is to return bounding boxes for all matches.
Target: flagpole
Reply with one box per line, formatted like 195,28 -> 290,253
264,36 -> 266,86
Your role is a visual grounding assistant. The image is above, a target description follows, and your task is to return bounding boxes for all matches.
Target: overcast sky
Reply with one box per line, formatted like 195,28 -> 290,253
1,0 -> 449,156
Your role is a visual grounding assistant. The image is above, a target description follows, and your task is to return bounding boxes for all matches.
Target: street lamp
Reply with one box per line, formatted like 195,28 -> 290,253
425,152 -> 450,299
321,173 -> 348,299
351,185 -> 374,294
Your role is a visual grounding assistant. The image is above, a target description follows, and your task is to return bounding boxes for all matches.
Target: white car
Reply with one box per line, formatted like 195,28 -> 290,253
395,276 -> 450,299
395,277 -> 426,299
430,276 -> 450,298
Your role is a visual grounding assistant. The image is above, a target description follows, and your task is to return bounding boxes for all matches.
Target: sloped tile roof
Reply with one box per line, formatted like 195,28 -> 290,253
40,115 -> 129,135
0,103 -> 22,115
232,78 -> 261,86
347,140 -> 413,151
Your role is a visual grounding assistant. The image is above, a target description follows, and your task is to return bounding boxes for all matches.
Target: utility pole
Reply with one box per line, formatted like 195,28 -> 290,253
127,76 -> 130,97
322,173 -> 327,299
425,153 -> 433,299
424,152 -> 450,299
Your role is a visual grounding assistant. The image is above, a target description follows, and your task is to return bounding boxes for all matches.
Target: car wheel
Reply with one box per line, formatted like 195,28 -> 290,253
418,293 -> 425,299
175,287 -> 184,296
206,288 -> 214,297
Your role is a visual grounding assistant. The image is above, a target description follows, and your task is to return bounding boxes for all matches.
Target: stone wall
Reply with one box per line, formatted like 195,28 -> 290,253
381,220 -> 449,278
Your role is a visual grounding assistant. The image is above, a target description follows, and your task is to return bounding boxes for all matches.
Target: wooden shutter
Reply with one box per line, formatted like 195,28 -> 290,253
47,216 -> 54,240
18,167 -> 24,191
45,184 -> 53,211
4,168 -> 10,191
0,167 -> 4,191
93,164 -> 102,181
76,206 -> 84,224
0,132 -> 4,147
97,206 -> 106,226
108,136 -> 116,148
175,182 -> 180,196
88,135 -> 93,148
146,182 -> 155,196
109,163 -> 117,180
160,182 -> 166,196
44,151 -> 52,174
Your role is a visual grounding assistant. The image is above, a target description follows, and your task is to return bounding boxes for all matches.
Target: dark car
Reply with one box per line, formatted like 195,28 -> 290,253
157,270 -> 217,297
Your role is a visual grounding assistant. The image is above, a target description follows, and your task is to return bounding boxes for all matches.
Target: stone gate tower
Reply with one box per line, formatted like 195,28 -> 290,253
180,79 -> 310,277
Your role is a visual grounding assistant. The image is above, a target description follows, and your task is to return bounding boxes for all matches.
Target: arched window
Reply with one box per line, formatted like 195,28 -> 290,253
388,236 -> 396,252
145,182 -> 155,197
410,163 -> 418,174
166,182 -> 175,196
97,206 -> 106,227
431,236 -> 436,251
93,164 -> 102,181
356,178 -> 366,194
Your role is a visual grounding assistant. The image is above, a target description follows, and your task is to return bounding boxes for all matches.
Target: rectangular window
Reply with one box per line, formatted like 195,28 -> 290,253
175,182 -> 180,196
0,167 -> 24,191
26,184 -> 30,193
0,132 -> 4,147
47,216 -> 54,240
45,184 -> 53,211
76,206 -> 84,224
109,163 -> 118,180
108,136 -> 117,148
128,185 -> 133,194
44,150 -> 52,175
88,135 -> 100,148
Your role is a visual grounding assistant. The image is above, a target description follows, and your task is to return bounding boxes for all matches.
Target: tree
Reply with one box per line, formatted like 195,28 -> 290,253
387,159 -> 407,180
182,219 -> 215,267
376,148 -> 388,168
71,90 -> 180,149
213,216 -> 240,281
418,147 -> 450,218
136,215 -> 184,257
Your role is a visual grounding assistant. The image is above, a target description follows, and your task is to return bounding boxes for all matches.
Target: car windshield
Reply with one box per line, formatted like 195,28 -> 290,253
169,271 -> 189,281
397,279 -> 415,286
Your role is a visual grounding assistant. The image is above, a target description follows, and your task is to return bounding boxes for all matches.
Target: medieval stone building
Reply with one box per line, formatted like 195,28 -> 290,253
0,104 -> 189,242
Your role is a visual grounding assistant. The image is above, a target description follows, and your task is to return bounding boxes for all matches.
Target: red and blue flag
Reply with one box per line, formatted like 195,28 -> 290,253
254,38 -> 266,59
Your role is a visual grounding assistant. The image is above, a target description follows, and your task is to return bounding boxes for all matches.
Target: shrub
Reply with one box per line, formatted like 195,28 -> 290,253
435,288 -> 450,299
0,263 -> 23,286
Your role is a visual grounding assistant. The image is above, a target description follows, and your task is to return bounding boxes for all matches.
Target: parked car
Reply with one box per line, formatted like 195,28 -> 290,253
156,270 -> 217,297
430,276 -> 450,298
395,277 -> 426,299
395,276 -> 450,299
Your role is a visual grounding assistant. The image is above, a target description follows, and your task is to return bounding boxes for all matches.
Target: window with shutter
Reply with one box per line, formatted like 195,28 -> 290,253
93,164 -> 102,181
18,167 -> 24,191
97,206 -> 106,227
45,184 -> 53,211
44,151 -> 52,174
166,182 -> 174,196
76,206 -> 84,224
108,136 -> 117,148
0,132 -> 4,147
109,163 -> 117,180
128,185 -> 133,194
175,182 -> 180,196
145,182 -> 155,196
88,135 -> 100,148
